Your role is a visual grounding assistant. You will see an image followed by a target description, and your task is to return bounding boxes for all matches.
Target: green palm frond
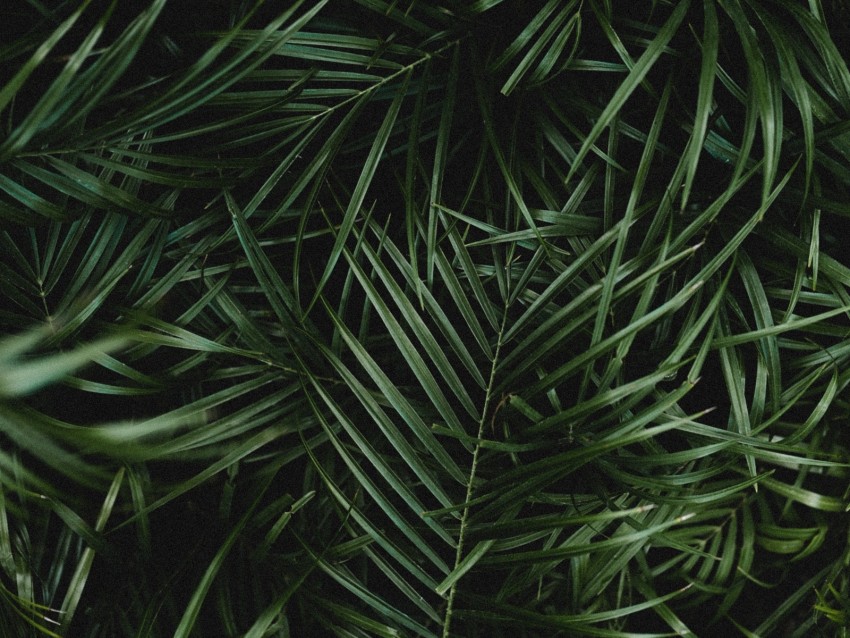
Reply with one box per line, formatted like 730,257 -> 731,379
2,1 -> 850,636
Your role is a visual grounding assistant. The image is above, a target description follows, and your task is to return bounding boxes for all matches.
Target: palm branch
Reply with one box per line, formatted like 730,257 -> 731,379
1,1 -> 849,636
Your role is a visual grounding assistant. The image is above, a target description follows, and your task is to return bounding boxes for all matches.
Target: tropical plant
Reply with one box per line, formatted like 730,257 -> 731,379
1,0 -> 850,636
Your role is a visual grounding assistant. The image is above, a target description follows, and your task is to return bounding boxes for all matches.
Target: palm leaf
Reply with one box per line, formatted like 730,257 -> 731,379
2,2 -> 850,636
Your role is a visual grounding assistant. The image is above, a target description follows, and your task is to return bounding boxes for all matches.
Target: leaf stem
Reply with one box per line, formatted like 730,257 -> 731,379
306,38 -> 462,126
442,306 -> 508,638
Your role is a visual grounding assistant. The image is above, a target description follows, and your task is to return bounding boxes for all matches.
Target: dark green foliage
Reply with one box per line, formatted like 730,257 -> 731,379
1,1 -> 850,636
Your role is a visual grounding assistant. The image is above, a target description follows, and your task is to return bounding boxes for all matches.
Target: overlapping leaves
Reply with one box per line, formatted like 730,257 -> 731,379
1,1 -> 849,636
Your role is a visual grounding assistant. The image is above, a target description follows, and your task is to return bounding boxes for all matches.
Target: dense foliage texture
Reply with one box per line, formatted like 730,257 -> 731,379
2,1 -> 850,635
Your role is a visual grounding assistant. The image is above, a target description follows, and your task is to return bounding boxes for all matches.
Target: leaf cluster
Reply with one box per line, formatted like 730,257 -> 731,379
1,1 -> 850,636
